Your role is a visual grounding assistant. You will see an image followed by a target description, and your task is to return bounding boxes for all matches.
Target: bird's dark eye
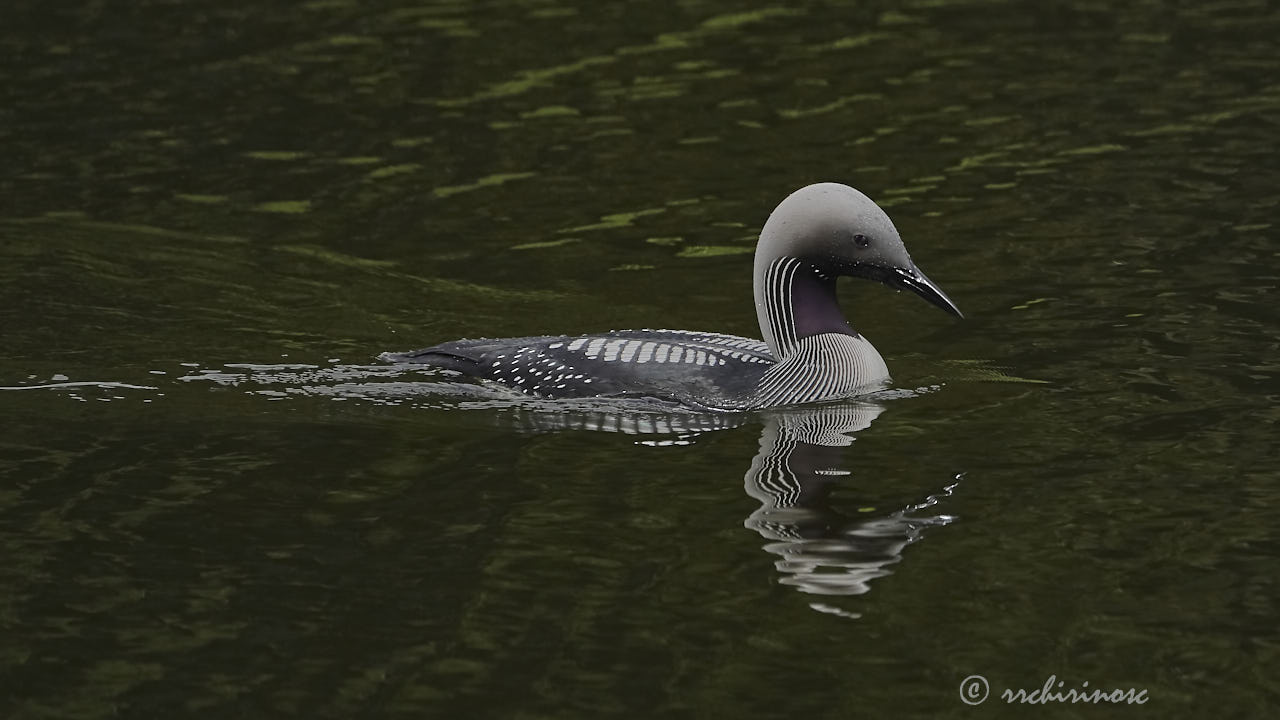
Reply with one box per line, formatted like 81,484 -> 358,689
853,233 -> 870,248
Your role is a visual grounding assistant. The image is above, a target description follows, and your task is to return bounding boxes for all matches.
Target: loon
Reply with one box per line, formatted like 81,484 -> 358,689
380,182 -> 962,410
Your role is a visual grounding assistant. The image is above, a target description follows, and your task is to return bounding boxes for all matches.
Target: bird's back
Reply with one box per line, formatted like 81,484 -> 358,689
380,329 -> 776,410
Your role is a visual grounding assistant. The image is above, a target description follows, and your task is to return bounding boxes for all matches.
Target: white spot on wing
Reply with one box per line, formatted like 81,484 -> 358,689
621,340 -> 640,362
603,340 -> 622,361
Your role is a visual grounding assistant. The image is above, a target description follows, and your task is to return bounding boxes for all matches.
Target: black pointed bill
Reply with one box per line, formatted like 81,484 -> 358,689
892,265 -> 963,319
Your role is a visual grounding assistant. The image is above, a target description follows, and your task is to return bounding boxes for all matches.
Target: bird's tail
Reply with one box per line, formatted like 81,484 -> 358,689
378,337 -> 508,377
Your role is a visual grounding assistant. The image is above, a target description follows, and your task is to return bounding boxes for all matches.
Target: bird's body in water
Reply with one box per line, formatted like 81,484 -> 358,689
381,183 -> 962,411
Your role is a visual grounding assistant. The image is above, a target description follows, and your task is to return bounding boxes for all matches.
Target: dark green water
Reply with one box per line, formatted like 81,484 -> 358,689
3,1 -> 1279,717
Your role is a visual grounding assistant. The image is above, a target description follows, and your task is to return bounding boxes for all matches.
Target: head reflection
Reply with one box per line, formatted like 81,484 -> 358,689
745,402 -> 958,614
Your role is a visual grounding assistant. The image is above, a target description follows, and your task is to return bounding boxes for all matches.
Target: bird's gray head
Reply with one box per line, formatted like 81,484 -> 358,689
756,182 -> 963,318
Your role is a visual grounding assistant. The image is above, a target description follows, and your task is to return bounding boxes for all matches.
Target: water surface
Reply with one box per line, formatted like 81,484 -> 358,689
3,0 -> 1279,717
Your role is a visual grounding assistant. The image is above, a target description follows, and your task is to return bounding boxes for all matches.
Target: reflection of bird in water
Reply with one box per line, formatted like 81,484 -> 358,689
493,395 -> 960,615
184,360 -> 958,617
745,402 -> 958,615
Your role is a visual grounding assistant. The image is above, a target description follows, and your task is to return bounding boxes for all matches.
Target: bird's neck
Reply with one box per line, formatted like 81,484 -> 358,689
753,255 -> 856,359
